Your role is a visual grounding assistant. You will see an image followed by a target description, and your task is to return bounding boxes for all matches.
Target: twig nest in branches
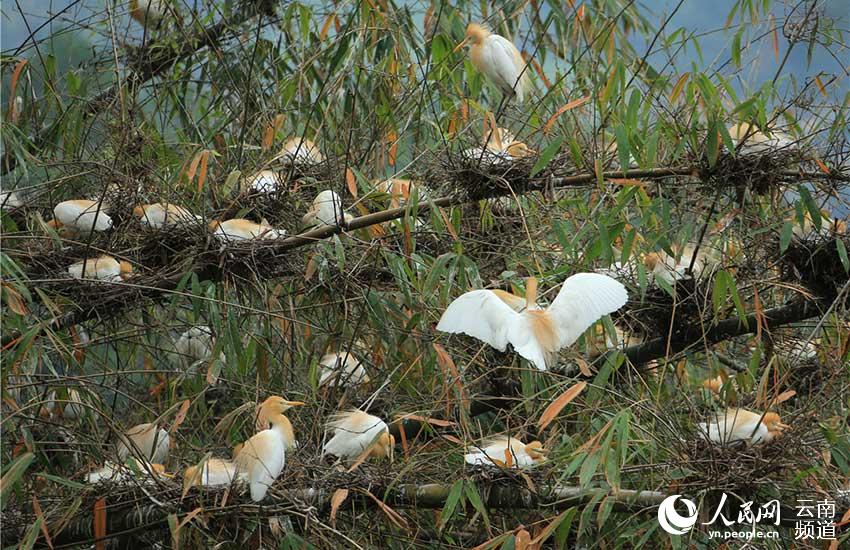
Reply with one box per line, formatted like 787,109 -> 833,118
116,423 -> 170,464
302,190 -> 353,227
133,203 -> 201,229
49,199 -> 113,237
372,178 -> 429,206
460,23 -> 530,103
318,350 -> 369,387
87,460 -> 168,484
462,141 -> 536,167
243,170 -> 286,194
67,255 -> 133,282
274,138 -> 324,165
464,437 -> 546,468
130,0 -> 166,27
322,410 -> 394,463
183,458 -> 239,490
209,218 -> 286,242
437,273 -> 628,371
174,325 -> 226,368
234,397 -> 304,501
791,210 -> 847,241
697,408 -> 788,446
642,244 -> 718,285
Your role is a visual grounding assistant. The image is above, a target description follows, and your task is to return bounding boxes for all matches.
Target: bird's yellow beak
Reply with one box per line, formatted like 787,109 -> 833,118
777,422 -> 791,430
453,37 -> 470,53
283,400 -> 305,407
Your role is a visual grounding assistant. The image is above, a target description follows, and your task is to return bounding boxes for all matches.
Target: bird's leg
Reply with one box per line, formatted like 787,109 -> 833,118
493,95 -> 508,124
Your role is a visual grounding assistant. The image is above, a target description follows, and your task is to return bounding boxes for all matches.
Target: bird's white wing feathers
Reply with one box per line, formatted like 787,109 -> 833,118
236,432 -> 285,501
322,413 -> 388,459
548,273 -> 628,348
436,290 -> 518,351
504,318 -> 549,371
484,35 -> 526,101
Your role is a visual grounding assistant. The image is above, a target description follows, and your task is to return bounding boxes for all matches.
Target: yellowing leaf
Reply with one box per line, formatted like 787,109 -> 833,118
669,72 -> 689,104
330,488 -> 349,526
7,59 -> 27,122
346,168 -> 358,198
515,528 -> 531,550
775,389 -> 796,404
814,75 -> 827,97
170,400 -> 191,434
538,381 -> 586,432
196,150 -> 210,193
395,414 -> 456,428
543,96 -> 590,134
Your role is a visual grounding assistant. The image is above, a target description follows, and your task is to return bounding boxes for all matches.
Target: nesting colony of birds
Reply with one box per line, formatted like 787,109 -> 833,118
1,3 -> 849,548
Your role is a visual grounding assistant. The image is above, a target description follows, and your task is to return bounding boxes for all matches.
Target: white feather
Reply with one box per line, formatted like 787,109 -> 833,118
464,437 -> 539,468
547,273 -> 630,348
54,200 -> 113,234
67,256 -> 122,281
318,352 -> 369,387
303,190 -> 351,226
116,424 -> 170,464
322,411 -> 389,460
436,290 -> 515,352
483,35 -> 526,102
235,431 -> 285,501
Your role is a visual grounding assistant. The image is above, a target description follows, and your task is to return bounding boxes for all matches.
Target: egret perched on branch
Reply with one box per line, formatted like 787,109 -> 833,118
322,410 -> 394,463
234,396 -> 304,501
437,273 -> 628,371
133,203 -> 200,229
67,256 -> 133,282
456,23 -> 530,103
48,200 -> 112,237
698,408 -> 788,445
116,423 -> 170,464
183,458 -> 238,490
464,437 -> 546,468
209,219 -> 286,242
302,190 -> 353,227
318,351 -> 370,387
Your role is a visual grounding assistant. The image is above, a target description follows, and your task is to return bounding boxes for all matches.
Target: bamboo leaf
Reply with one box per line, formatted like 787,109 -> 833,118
438,480 -> 464,530
329,488 -> 349,526
530,137 -> 564,177
538,381 -> 587,432
543,96 -> 589,134
1,452 -> 33,509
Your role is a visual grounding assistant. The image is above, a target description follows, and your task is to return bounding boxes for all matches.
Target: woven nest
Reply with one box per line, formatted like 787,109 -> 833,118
616,277 -> 713,341
779,234 -> 850,299
429,149 -> 567,201
675,425 -> 816,495
699,150 -> 803,195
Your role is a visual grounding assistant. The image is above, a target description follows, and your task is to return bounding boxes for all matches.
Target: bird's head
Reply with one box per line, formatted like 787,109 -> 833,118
232,443 -> 244,458
132,205 -> 146,219
119,261 -> 134,280
46,219 -> 62,229
702,375 -> 724,395
505,141 -> 536,158
525,441 -> 547,461
375,431 -> 395,462
260,396 -> 305,415
465,23 -> 490,45
207,220 -> 222,232
763,412 -> 789,434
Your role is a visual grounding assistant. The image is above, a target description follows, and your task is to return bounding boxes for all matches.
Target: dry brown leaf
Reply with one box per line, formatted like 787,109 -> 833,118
538,381 -> 587,432
93,498 -> 107,550
176,507 -> 206,531
515,528 -> 531,550
387,130 -> 398,166
543,96 -> 589,134
346,168 -> 358,198
7,59 -> 27,122
607,178 -> 647,188
774,389 -> 796,404
304,254 -> 318,281
814,157 -> 831,175
185,151 -> 203,185
576,356 -> 593,377
32,495 -> 53,549
170,400 -> 191,434
530,510 -> 568,547
471,532 -> 512,550
395,414 -> 456,428
196,150 -> 210,193
433,343 -> 466,412
2,284 -> 28,315
771,16 -> 780,62
329,488 -> 349,526
360,489 -> 409,530
320,14 -> 336,40
440,434 -> 463,445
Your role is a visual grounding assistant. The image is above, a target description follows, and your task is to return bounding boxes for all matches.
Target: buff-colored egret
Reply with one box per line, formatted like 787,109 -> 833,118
67,256 -> 133,282
183,458 -> 238,490
234,397 -> 304,501
48,200 -> 112,237
464,437 -> 546,468
129,0 -> 165,27
698,408 -> 788,445
457,23 -> 529,103
322,410 -> 394,463
437,273 -> 628,370
728,122 -> 794,155
116,423 -> 170,464
276,138 -> 324,165
209,219 -> 286,242
133,203 -> 200,229
302,190 -> 353,227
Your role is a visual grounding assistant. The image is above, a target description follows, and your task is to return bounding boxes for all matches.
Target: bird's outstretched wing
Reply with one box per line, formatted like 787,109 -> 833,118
547,273 -> 628,348
436,289 -> 518,351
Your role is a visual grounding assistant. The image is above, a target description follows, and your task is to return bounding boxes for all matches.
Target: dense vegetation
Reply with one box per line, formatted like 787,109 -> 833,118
1,0 -> 848,548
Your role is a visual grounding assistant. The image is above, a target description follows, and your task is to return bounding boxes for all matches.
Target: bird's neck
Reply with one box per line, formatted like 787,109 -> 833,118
525,277 -> 538,308
268,413 -> 296,447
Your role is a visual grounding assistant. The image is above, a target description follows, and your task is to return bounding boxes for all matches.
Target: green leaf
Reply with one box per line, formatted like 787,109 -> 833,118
19,517 -> 42,550
837,238 -> 849,273
712,269 -> 729,316
614,124 -> 631,173
37,472 -> 86,490
439,479 -> 464,530
780,221 -> 793,253
731,30 -> 743,68
463,483 -> 491,531
530,136 -> 565,177
1,452 -> 34,510
706,118 -> 719,168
